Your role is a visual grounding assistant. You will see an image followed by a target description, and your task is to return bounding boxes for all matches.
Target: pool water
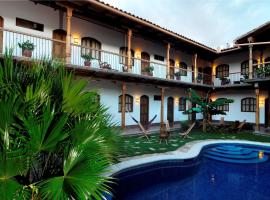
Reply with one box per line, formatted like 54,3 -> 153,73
112,144 -> 270,200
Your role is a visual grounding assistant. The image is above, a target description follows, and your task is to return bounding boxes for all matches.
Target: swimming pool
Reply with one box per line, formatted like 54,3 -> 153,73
111,143 -> 270,200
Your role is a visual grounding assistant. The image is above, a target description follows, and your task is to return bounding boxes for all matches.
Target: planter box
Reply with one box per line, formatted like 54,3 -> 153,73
22,49 -> 32,58
84,61 -> 91,67
142,71 -> 153,76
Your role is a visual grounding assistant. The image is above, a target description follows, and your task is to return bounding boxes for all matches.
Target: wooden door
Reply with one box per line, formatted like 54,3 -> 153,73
141,52 -> 150,73
265,98 -> 270,127
167,97 -> 174,125
140,95 -> 149,126
52,29 -> 66,59
203,67 -> 212,84
169,59 -> 175,79
0,17 -> 3,53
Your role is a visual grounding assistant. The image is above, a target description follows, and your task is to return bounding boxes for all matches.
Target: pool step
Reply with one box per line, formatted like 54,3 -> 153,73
206,151 -> 259,160
204,145 -> 269,164
210,148 -> 252,155
204,154 -> 268,164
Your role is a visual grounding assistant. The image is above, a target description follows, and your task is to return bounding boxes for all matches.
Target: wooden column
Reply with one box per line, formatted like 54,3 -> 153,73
166,43 -> 171,79
255,84 -> 260,132
0,16 -> 4,54
194,53 -> 198,83
248,37 -> 254,79
127,29 -> 132,72
65,7 -> 73,64
121,82 -> 126,129
160,87 -> 165,132
248,45 -> 253,79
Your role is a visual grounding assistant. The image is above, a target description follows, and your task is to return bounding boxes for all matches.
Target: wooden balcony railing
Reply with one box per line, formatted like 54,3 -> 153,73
0,28 -> 254,87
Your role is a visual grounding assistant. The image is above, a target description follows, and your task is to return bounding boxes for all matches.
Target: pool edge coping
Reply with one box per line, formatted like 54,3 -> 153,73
108,139 -> 270,176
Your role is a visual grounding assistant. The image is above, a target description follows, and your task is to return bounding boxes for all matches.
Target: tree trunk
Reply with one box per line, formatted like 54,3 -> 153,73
203,119 -> 207,132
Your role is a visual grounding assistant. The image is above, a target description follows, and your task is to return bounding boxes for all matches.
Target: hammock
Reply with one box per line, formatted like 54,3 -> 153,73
127,111 -> 157,130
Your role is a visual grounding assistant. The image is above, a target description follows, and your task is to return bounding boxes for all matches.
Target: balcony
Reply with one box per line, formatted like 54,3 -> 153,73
0,28 -> 252,88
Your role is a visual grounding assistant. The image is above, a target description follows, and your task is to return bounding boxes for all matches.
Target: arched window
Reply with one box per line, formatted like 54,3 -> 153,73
241,97 -> 256,112
178,97 -> 186,111
141,51 -> 150,72
265,57 -> 270,68
216,98 -> 229,111
119,47 -> 134,66
180,62 -> 187,76
118,94 -> 133,112
169,59 -> 175,79
216,64 -> 229,78
81,37 -> 101,60
52,29 -> 66,59
241,60 -> 257,75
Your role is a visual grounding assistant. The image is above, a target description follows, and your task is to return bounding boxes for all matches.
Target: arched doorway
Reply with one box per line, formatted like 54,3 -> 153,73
52,29 -> 66,59
169,59 -> 175,79
203,67 -> 212,85
140,95 -> 149,126
167,97 -> 174,125
0,16 -> 4,53
141,52 -> 150,74
81,37 -> 101,60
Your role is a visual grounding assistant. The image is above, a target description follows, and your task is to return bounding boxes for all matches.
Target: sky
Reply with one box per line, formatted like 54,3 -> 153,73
102,0 -> 270,49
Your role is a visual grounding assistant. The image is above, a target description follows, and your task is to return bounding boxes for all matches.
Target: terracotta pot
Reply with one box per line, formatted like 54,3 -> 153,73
142,71 -> 153,76
84,60 -> 91,67
22,49 -> 32,58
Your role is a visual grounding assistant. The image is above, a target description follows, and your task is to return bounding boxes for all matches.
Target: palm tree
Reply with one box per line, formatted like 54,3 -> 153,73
0,51 -> 121,199
185,88 -> 234,132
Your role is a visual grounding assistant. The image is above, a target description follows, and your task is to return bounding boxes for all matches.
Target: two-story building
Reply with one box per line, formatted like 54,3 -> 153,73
0,0 -> 269,133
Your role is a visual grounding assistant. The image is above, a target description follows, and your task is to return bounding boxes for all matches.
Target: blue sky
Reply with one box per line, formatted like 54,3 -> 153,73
102,0 -> 270,49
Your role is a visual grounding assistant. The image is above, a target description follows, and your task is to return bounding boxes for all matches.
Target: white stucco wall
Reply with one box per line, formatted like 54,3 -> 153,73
86,79 -> 190,126
212,89 -> 268,124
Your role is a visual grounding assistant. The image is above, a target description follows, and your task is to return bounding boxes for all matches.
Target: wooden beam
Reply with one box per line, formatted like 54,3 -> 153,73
255,86 -> 260,132
127,29 -> 132,72
65,7 -> 73,64
121,82 -> 126,129
166,43 -> 170,79
194,53 -> 198,83
160,87 -> 166,133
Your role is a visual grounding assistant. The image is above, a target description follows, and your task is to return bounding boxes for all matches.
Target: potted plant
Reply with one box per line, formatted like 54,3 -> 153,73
264,65 -> 270,77
18,40 -> 34,58
255,67 -> 265,79
174,71 -> 183,80
220,77 -> 230,85
81,54 -> 94,67
142,65 -> 154,76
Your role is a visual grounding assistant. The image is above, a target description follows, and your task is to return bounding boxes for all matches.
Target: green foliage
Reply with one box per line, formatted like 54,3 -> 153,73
184,88 -> 234,116
174,71 -> 185,77
143,65 -> 154,72
81,54 -> 94,61
184,89 -> 234,132
18,40 -> 35,51
0,50 -> 121,199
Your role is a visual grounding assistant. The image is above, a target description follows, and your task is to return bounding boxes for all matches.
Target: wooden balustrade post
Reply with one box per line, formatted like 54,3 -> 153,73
121,82 -> 126,129
127,29 -> 132,72
166,43 -> 170,79
65,7 -> 73,64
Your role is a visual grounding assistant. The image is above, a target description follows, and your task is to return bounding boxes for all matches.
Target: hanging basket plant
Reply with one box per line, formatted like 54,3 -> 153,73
142,65 -> 154,76
81,54 -> 94,67
18,40 -> 35,58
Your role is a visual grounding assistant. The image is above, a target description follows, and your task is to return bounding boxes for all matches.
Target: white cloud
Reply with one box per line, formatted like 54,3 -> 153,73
101,0 -> 270,48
